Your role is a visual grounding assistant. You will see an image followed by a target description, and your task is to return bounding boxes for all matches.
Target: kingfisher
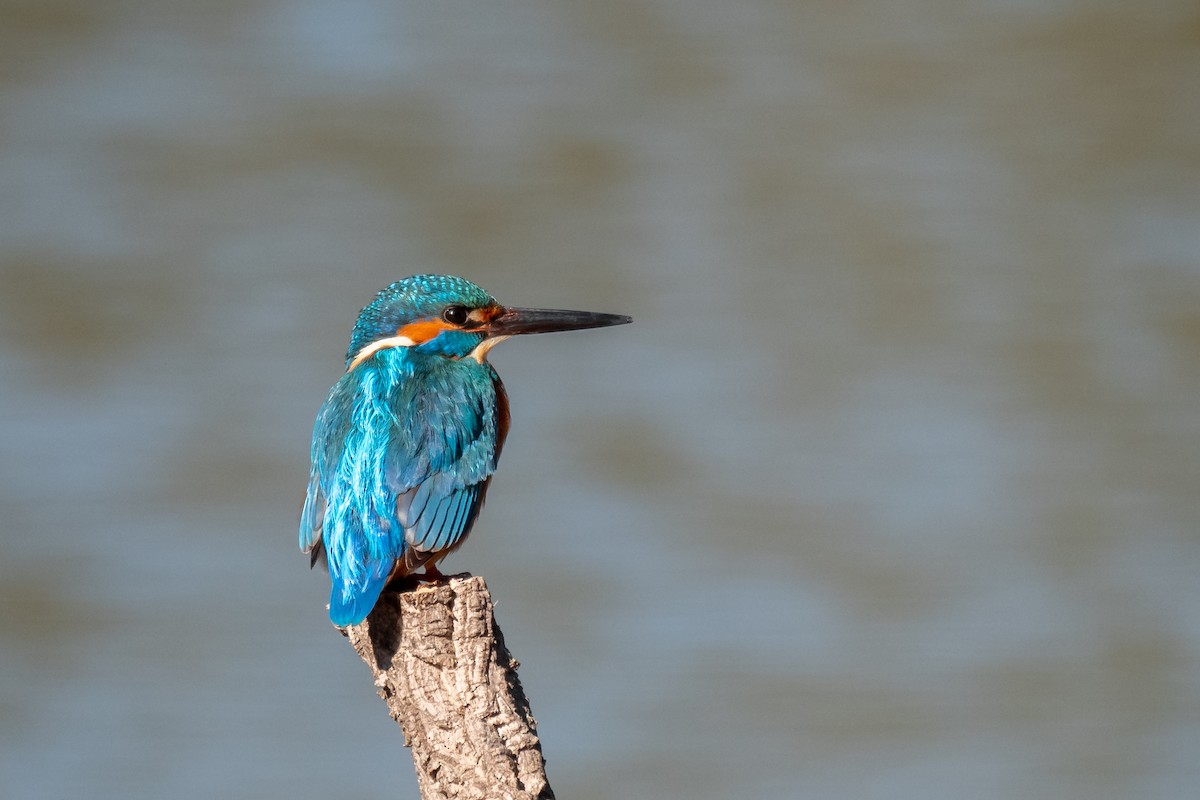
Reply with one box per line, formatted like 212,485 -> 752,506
300,274 -> 631,626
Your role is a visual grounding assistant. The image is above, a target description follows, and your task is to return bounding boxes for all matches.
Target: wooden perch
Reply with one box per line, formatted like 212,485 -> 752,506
342,575 -> 555,800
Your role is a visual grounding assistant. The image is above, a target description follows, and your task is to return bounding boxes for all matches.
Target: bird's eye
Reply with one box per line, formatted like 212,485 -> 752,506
442,306 -> 469,326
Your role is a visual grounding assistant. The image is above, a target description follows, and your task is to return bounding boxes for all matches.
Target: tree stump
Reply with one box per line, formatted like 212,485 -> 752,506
342,575 -> 555,800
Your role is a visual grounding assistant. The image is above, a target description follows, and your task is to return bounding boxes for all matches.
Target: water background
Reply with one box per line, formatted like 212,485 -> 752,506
2,2 -> 1198,798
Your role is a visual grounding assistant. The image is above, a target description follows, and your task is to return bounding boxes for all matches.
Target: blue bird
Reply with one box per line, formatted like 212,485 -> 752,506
301,275 -> 631,626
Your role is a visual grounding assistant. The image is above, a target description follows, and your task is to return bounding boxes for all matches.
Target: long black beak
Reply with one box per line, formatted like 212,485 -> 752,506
487,306 -> 632,336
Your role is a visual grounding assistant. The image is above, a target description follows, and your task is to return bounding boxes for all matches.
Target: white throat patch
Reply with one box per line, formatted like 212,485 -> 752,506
348,333 -> 508,370
467,335 -> 510,363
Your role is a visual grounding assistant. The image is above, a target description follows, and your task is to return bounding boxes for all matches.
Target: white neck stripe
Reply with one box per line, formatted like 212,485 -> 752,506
347,335 -> 416,370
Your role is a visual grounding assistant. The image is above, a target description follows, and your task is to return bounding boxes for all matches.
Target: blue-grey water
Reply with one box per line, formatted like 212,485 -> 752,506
2,2 -> 1198,799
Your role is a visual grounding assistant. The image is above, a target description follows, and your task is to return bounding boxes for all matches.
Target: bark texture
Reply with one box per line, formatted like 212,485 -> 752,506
343,575 -> 554,800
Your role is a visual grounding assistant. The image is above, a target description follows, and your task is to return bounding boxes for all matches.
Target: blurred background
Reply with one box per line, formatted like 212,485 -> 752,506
2,1 -> 1198,798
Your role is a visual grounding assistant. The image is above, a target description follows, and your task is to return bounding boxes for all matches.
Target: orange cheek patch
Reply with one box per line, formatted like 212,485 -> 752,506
397,319 -> 452,344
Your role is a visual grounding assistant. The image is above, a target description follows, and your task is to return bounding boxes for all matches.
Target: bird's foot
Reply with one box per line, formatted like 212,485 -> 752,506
418,565 -> 472,583
384,566 -> 471,593
420,563 -> 446,583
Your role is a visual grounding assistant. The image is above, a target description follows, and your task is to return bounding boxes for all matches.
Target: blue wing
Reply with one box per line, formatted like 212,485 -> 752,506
396,479 -> 481,567
300,352 -> 507,626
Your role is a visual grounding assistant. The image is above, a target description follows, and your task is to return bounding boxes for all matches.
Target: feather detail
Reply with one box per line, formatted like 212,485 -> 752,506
299,345 -> 504,625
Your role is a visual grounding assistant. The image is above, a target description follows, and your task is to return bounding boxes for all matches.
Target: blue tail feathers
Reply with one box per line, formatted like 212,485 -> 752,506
328,571 -> 389,627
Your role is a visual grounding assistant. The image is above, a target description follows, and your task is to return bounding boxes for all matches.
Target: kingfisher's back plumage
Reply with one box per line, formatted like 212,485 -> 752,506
301,275 -> 629,626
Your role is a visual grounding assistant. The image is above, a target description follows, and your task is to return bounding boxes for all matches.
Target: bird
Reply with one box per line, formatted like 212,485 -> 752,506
300,274 -> 631,626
